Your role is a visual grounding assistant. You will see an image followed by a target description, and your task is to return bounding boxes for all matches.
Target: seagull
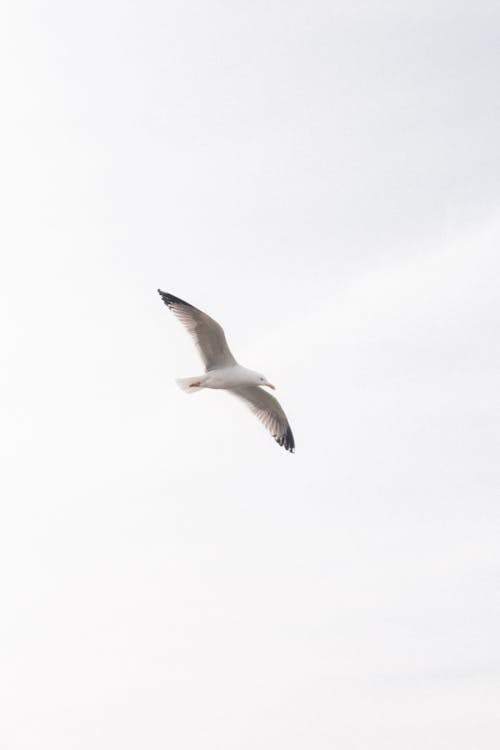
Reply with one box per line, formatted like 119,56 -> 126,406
157,290 -> 295,453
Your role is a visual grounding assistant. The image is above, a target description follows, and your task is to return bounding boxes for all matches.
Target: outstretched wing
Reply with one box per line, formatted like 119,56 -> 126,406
228,385 -> 295,453
158,290 -> 237,371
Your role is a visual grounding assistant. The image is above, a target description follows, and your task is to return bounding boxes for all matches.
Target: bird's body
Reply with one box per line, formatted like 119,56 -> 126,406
179,365 -> 268,391
157,290 -> 295,453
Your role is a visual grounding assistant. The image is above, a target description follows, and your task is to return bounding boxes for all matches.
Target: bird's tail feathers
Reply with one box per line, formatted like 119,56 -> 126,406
176,376 -> 204,393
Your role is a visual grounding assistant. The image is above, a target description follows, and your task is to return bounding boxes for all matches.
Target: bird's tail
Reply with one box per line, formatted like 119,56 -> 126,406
176,376 -> 204,393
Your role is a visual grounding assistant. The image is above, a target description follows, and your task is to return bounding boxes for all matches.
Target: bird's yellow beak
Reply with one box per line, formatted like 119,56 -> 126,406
266,383 -> 276,390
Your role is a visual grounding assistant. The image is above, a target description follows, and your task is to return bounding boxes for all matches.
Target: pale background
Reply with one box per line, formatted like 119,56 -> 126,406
1,1 -> 499,748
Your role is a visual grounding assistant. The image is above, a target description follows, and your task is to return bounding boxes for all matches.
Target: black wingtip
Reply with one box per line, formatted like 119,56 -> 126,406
157,289 -> 171,303
276,425 -> 295,453
157,290 -> 194,309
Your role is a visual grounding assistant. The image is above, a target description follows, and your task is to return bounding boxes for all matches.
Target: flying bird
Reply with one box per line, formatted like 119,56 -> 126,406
157,290 -> 295,453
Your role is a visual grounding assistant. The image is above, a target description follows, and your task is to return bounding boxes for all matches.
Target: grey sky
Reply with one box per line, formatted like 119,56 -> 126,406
1,2 -> 499,748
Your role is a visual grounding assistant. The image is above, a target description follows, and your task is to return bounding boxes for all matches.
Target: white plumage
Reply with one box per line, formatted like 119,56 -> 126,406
158,290 -> 295,453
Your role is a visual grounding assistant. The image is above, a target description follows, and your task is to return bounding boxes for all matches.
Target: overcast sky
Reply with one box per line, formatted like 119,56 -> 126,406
1,1 -> 499,748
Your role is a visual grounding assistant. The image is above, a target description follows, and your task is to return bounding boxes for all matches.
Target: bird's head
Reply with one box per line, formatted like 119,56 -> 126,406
255,372 -> 276,390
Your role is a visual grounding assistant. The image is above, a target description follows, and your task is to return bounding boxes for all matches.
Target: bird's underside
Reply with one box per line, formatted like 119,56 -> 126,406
157,289 -> 295,453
